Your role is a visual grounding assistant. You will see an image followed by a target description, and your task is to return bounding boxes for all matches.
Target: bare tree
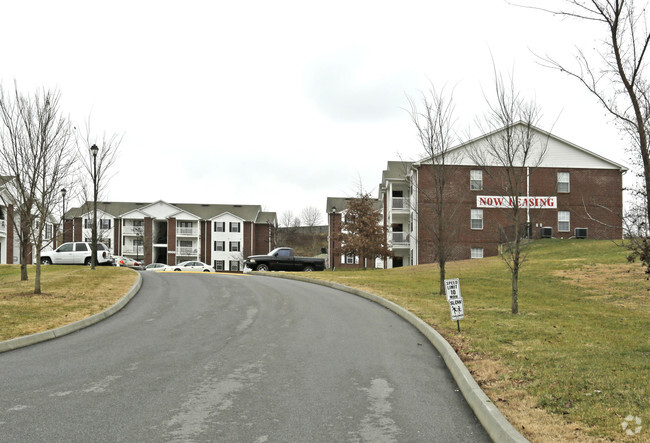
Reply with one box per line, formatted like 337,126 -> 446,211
300,206 -> 323,227
0,85 -> 75,293
407,84 -> 464,294
279,210 -> 296,228
531,0 -> 650,271
76,125 -> 121,269
469,70 -> 549,314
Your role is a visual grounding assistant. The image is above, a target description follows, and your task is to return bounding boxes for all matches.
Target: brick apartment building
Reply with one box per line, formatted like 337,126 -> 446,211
379,123 -> 626,267
328,123 -> 627,269
63,200 -> 276,271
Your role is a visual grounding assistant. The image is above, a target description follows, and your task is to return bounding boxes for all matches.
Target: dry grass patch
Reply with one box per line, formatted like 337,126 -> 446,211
0,265 -> 138,341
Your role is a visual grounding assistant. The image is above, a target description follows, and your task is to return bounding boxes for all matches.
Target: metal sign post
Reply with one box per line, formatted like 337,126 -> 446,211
444,278 -> 464,332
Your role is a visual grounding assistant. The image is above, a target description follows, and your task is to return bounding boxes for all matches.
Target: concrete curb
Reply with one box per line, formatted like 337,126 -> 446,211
0,271 -> 143,354
251,271 -> 528,443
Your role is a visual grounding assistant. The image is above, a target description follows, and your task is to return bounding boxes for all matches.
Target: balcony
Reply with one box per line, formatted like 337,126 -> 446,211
177,226 -> 198,236
177,246 -> 198,256
122,246 -> 144,255
391,232 -> 409,245
0,219 -> 6,234
391,197 -> 409,212
123,226 -> 144,236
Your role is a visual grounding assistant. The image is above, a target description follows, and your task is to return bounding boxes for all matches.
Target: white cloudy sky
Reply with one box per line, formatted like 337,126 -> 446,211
0,0 -> 631,223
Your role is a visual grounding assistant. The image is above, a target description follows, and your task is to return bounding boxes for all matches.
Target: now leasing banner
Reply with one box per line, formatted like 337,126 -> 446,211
477,195 -> 557,209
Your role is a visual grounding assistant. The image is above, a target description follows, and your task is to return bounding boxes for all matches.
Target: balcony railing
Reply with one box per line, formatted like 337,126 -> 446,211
122,246 -> 144,255
391,232 -> 409,244
177,227 -> 198,236
391,197 -> 408,210
122,226 -> 144,236
177,246 -> 198,256
0,219 -> 6,234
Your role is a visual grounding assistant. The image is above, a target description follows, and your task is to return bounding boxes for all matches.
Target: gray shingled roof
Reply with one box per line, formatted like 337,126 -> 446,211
325,197 -> 382,213
65,200 -> 276,223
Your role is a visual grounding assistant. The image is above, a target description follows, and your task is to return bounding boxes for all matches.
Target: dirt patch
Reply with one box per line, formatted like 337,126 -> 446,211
461,352 -> 605,442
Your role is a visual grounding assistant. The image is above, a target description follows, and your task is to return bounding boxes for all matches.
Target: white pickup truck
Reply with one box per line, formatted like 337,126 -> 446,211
40,241 -> 112,265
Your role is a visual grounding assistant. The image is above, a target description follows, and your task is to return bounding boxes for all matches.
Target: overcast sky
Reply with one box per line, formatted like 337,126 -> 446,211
0,0 -> 631,224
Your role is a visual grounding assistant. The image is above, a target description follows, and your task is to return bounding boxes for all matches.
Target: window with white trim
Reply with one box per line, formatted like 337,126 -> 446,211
471,247 -> 484,259
558,211 -> 570,232
471,209 -> 483,230
214,260 -> 224,271
230,222 -> 240,233
557,172 -> 570,193
345,254 -> 355,264
100,219 -> 111,229
229,241 -> 240,252
229,260 -> 240,271
470,170 -> 483,190
214,241 -> 225,251
214,222 -> 225,232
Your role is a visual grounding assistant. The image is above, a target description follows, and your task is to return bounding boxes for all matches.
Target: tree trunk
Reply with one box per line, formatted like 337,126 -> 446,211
439,258 -> 446,295
20,240 -> 29,281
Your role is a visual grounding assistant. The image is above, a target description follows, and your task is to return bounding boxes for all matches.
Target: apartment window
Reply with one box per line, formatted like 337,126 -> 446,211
230,261 -> 240,271
100,219 -> 111,230
103,238 -> 112,249
346,254 -> 355,264
214,241 -> 225,251
471,247 -> 484,259
229,241 -> 240,252
471,209 -> 483,230
45,224 -> 53,240
558,172 -> 570,193
179,240 -> 192,248
133,219 -> 144,227
179,221 -> 192,228
230,222 -> 240,233
470,170 -> 483,190
214,222 -> 225,232
558,211 -> 570,232
214,260 -> 225,271
84,219 -> 92,229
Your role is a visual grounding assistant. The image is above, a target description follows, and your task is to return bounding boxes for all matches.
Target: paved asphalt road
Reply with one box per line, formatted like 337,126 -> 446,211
0,272 -> 490,442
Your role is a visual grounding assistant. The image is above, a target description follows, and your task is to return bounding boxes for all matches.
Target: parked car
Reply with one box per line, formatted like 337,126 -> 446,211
40,242 -> 112,266
244,247 -> 325,272
113,256 -> 145,270
164,261 -> 215,272
144,263 -> 166,271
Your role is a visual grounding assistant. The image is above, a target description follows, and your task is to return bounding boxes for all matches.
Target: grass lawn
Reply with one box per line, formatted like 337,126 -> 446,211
305,239 -> 649,442
0,265 -> 138,341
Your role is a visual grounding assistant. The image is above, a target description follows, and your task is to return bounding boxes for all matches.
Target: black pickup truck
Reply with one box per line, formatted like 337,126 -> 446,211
244,247 -> 325,272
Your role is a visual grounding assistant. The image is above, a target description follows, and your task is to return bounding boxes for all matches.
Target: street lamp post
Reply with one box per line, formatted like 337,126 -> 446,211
90,144 -> 99,270
61,188 -> 67,244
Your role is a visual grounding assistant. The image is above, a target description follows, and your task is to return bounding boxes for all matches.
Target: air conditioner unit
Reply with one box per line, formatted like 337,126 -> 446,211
541,227 -> 553,238
574,228 -> 588,239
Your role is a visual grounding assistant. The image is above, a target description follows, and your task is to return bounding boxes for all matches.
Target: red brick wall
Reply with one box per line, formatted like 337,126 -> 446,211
113,220 -> 121,255
73,218 -> 82,242
145,217 -> 153,264
200,220 -> 211,264
253,222 -> 274,255
416,164 -> 624,262
63,219 -> 73,243
243,221 -> 253,259
166,217 -> 175,265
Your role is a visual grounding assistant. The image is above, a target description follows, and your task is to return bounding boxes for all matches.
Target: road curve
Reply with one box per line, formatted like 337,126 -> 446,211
0,272 -> 490,442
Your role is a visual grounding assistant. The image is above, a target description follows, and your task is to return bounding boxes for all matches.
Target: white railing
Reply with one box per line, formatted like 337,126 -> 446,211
177,226 -> 198,236
391,232 -> 409,244
122,226 -> 144,236
177,246 -> 198,256
0,219 -> 6,234
122,246 -> 144,255
392,197 -> 407,210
